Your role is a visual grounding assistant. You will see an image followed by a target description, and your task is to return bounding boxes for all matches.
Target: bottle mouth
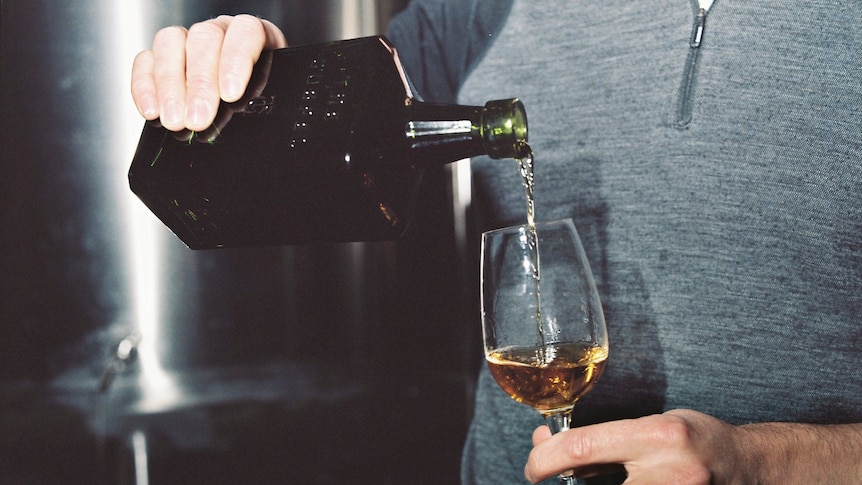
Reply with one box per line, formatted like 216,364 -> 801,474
482,98 -> 529,159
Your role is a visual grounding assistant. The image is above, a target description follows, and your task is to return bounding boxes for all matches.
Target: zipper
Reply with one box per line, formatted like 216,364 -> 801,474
674,0 -> 715,128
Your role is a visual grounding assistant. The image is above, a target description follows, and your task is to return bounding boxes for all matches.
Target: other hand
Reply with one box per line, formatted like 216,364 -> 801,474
131,14 -> 287,132
525,410 -> 743,484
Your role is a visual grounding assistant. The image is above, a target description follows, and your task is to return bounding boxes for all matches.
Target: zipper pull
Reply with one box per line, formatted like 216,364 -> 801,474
690,0 -> 714,47
690,8 -> 707,48
675,2 -> 715,128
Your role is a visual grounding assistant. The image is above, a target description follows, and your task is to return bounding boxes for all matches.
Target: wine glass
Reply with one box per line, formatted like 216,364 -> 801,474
481,218 -> 608,484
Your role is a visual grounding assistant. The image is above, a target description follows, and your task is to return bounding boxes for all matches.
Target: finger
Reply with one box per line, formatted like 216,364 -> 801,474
198,51 -> 271,143
151,25 -> 189,131
131,50 -> 159,119
531,425 -> 579,481
532,425 -> 552,446
183,18 -> 229,131
260,18 -> 289,49
525,416 -> 671,483
218,15 -> 287,102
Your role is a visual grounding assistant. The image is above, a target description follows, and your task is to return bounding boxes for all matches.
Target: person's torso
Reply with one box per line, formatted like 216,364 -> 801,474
459,0 -> 862,426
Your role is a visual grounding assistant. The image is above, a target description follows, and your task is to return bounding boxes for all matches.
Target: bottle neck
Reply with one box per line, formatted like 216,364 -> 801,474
405,98 -> 528,166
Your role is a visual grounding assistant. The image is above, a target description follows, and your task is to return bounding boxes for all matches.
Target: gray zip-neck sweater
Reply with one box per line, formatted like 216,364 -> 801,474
388,1 -> 862,483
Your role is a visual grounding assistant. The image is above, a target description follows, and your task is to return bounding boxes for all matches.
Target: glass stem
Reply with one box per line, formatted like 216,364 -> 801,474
546,411 -> 577,484
546,411 -> 572,435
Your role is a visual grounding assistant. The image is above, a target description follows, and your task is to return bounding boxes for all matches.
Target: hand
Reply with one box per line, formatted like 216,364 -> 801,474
131,14 -> 287,132
526,410 -> 862,484
525,410 -> 744,484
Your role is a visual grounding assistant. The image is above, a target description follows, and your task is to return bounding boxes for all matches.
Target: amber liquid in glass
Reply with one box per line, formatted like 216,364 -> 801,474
486,342 -> 608,415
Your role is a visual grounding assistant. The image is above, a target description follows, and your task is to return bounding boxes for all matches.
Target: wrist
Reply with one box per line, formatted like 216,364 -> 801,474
734,422 -> 862,485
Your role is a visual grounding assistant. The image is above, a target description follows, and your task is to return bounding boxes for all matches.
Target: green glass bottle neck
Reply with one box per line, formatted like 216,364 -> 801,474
405,98 -> 528,166
479,98 -> 528,159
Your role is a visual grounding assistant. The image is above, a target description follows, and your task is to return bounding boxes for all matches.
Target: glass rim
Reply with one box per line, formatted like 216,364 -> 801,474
481,218 -> 576,238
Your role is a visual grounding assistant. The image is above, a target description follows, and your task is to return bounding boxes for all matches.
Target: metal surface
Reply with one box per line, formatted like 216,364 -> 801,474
1,1 -> 478,483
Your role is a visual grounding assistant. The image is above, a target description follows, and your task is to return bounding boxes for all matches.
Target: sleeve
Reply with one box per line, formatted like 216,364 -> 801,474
385,0 -> 514,103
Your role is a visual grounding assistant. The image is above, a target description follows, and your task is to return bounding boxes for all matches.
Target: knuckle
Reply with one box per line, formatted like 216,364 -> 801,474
212,14 -> 235,24
562,431 -> 594,462
133,49 -> 152,66
231,14 -> 265,31
153,25 -> 187,45
226,15 -> 266,46
130,74 -> 151,94
184,74 -> 215,97
131,51 -> 153,77
152,68 -> 184,90
187,21 -> 227,45
153,77 -> 185,98
653,414 -> 695,448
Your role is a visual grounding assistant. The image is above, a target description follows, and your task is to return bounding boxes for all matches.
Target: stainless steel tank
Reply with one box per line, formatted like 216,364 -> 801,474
0,1 -> 478,483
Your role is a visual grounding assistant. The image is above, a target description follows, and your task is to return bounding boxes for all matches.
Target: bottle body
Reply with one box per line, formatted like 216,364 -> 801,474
128,36 -> 527,249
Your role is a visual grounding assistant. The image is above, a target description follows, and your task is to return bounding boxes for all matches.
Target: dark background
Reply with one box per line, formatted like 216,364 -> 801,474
0,1 -> 483,483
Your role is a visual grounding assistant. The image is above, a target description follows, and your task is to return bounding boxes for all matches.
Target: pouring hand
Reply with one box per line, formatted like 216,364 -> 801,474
131,14 -> 287,132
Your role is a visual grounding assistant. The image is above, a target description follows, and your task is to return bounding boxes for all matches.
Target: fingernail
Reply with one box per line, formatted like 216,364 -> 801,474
162,100 -> 184,127
222,74 -> 242,101
140,94 -> 159,119
186,97 -> 211,128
